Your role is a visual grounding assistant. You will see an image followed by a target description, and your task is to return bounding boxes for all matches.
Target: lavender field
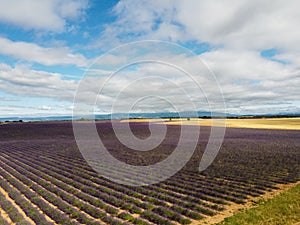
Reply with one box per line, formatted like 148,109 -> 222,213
0,121 -> 299,225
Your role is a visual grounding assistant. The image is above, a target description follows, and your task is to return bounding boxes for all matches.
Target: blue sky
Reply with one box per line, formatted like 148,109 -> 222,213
0,0 -> 299,117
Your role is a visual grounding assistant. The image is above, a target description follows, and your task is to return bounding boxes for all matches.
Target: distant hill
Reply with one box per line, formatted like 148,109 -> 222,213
1,111 -> 299,122
0,111 -> 232,122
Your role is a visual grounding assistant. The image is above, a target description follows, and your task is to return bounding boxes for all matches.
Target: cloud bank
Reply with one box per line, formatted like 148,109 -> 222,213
0,0 -> 88,32
0,0 -> 299,116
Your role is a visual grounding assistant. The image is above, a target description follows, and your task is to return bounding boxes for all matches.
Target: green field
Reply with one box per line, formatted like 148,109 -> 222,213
218,183 -> 300,225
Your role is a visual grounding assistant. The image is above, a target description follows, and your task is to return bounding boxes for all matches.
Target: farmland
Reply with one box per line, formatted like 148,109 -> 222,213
123,117 -> 300,130
0,121 -> 299,225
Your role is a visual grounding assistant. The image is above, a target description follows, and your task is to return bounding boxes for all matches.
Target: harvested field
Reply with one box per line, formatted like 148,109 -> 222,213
122,117 -> 300,130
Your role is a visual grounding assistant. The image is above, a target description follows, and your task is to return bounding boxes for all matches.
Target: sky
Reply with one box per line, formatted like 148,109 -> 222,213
0,0 -> 299,117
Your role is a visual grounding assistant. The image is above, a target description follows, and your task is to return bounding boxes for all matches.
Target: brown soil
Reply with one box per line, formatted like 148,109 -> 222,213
0,184 -> 35,225
0,205 -> 12,224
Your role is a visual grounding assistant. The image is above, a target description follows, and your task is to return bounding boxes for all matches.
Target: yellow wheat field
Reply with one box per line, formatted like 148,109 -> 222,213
122,117 -> 300,130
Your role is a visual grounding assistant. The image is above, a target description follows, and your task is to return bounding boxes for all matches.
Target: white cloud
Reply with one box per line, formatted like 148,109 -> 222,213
1,50 -> 299,115
0,63 -> 77,101
100,0 -> 300,52
0,37 -> 89,66
96,0 -> 300,75
91,0 -> 300,114
73,51 -> 299,115
94,54 -> 128,67
0,97 -> 19,102
1,1 -> 299,115
199,49 -> 300,113
38,105 -> 52,110
0,0 -> 89,32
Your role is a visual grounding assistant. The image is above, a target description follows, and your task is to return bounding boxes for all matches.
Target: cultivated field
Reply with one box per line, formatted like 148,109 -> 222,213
0,121 -> 299,225
123,117 -> 300,130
